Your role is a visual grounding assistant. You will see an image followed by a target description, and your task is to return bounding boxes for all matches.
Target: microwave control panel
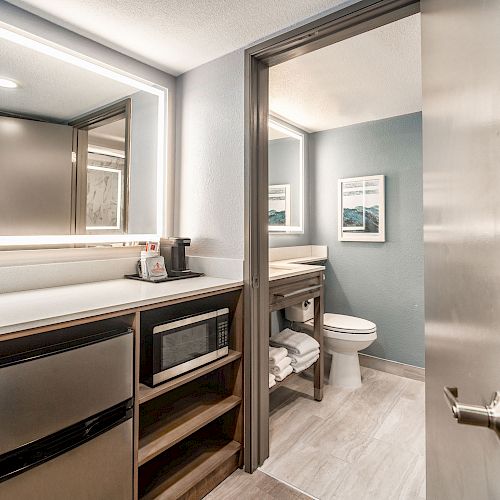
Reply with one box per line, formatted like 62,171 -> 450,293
216,308 -> 230,349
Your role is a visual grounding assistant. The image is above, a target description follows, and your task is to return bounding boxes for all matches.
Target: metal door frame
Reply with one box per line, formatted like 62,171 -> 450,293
243,0 -> 420,472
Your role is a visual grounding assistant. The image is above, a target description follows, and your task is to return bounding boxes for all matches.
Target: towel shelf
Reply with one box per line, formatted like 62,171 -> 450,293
269,269 -> 324,401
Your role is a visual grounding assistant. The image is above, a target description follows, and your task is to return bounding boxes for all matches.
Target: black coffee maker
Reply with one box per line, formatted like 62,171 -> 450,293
160,237 -> 194,277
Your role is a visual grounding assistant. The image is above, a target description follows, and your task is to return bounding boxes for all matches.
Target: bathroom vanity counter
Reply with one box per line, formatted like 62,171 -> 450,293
0,276 -> 243,336
269,262 -> 325,281
268,264 -> 324,401
269,244 -> 327,280
269,245 -> 327,266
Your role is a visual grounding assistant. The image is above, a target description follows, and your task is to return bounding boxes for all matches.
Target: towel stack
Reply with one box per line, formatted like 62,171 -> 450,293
269,346 -> 293,384
270,328 -> 320,373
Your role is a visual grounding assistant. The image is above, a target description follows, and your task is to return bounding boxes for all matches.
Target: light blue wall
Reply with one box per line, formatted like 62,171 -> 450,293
311,113 -> 424,367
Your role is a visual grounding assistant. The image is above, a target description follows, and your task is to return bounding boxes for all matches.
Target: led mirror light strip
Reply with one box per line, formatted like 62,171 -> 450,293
0,24 -> 166,246
0,234 -> 159,246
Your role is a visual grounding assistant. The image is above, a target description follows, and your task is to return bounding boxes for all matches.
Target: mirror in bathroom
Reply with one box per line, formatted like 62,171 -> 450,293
0,27 -> 165,247
268,117 -> 304,233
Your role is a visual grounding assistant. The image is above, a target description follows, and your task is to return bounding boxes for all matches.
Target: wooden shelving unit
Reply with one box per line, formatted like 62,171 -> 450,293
269,270 -> 324,401
269,372 -> 299,394
138,350 -> 242,405
139,393 -> 241,466
135,288 -> 244,500
139,439 -> 241,500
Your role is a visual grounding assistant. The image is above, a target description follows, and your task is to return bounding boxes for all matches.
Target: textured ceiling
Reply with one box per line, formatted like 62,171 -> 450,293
0,36 -> 137,121
269,14 -> 422,132
6,0 -> 350,75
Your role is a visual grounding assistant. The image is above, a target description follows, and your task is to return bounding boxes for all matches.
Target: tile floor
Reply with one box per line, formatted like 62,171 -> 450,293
205,469 -> 311,499
209,366 -> 425,500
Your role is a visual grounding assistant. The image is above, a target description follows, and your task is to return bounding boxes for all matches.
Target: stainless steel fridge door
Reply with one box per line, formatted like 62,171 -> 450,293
0,419 -> 133,500
0,331 -> 133,455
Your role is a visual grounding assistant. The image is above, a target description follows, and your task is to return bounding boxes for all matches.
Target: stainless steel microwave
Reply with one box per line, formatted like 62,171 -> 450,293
140,308 -> 229,387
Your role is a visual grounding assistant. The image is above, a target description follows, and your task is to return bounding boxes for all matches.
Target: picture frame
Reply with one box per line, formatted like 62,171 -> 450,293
338,175 -> 385,242
268,184 -> 291,227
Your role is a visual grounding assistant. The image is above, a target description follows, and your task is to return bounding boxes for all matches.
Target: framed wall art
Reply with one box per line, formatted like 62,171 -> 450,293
338,175 -> 385,242
268,184 -> 291,227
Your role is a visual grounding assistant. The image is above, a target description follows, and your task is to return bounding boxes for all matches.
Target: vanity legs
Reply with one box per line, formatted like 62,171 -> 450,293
313,292 -> 324,401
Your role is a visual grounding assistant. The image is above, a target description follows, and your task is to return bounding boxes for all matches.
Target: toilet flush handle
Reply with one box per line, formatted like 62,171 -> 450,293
444,386 -> 500,437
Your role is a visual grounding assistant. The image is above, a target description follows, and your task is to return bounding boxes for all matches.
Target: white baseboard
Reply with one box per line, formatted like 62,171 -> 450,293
359,353 -> 425,382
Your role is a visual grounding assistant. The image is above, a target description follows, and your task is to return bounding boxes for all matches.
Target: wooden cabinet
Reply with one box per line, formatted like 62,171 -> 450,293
135,288 -> 244,499
0,283 -> 243,500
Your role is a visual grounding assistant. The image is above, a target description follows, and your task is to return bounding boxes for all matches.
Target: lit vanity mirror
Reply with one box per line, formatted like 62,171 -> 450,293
268,118 -> 304,233
0,28 -> 165,247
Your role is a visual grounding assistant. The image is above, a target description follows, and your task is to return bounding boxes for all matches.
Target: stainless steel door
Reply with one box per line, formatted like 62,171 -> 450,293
0,329 -> 133,455
0,419 -> 133,500
422,1 -> 500,498
0,116 -> 74,236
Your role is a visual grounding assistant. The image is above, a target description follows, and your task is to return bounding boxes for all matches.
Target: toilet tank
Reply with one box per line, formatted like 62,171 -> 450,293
285,300 -> 314,323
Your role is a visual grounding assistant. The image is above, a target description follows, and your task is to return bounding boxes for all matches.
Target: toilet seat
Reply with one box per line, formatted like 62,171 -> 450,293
323,313 -> 376,331
322,329 -> 377,341
305,313 -> 377,336
324,324 -> 376,333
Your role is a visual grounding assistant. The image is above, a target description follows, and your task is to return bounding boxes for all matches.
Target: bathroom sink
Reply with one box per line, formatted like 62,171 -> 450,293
269,264 -> 297,270
269,263 -> 303,278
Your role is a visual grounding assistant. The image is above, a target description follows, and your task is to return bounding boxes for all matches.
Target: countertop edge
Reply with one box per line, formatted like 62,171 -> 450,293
0,279 -> 244,337
269,264 -> 325,282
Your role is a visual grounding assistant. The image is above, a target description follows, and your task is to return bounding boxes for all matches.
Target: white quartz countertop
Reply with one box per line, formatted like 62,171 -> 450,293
269,261 -> 325,281
0,276 -> 243,335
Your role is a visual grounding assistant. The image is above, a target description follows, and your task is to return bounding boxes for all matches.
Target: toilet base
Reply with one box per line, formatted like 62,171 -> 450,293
329,351 -> 362,388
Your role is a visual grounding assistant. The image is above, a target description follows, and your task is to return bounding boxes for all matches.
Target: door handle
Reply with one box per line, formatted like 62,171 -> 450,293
444,386 -> 500,437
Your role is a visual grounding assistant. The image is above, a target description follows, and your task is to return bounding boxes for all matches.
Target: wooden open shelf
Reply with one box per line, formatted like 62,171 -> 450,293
136,288 -> 244,499
139,393 -> 241,466
269,372 -> 299,393
139,439 -> 241,500
138,350 -> 242,405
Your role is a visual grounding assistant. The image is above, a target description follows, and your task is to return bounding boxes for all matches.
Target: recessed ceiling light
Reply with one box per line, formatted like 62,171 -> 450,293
0,78 -> 18,89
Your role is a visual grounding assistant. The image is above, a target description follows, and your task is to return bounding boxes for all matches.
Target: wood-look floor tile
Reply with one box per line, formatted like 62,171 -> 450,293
203,469 -> 312,499
330,437 -> 425,500
265,367 -> 426,499
261,443 -> 349,499
269,412 -> 325,458
374,378 -> 426,457
211,368 -> 425,499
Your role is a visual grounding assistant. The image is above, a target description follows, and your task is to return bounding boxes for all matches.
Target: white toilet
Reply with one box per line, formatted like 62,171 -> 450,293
285,301 -> 377,389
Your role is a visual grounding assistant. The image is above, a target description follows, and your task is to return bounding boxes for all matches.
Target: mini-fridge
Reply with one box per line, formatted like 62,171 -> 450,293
0,318 -> 134,499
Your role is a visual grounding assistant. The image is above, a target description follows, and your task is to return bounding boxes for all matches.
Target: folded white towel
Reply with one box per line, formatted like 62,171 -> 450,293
269,346 -> 288,364
269,373 -> 276,388
270,328 -> 319,356
270,356 -> 292,375
275,364 -> 293,382
292,354 -> 319,373
289,349 -> 319,366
